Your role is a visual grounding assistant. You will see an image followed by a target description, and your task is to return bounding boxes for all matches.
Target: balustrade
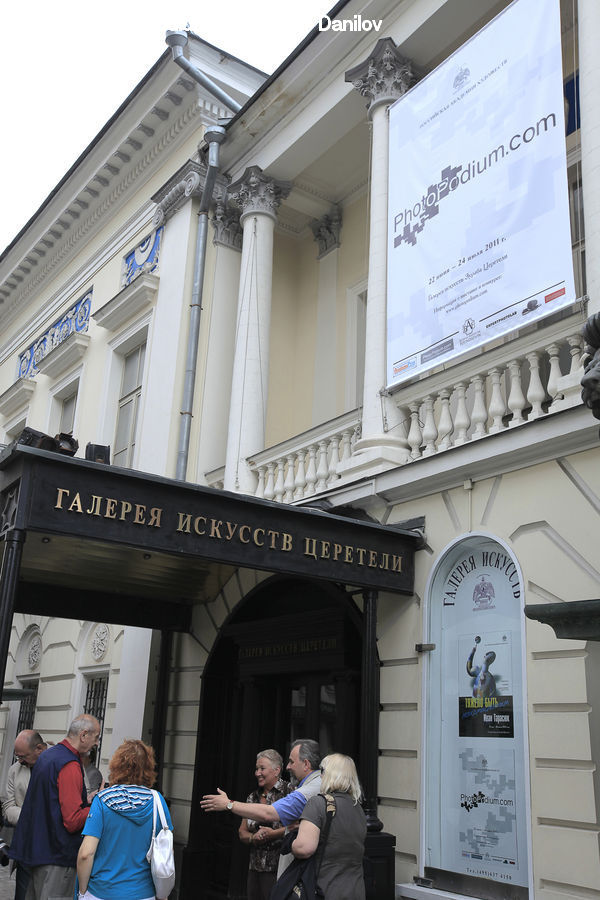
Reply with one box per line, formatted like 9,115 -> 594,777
252,418 -> 360,503
206,319 -> 586,503
391,323 -> 584,460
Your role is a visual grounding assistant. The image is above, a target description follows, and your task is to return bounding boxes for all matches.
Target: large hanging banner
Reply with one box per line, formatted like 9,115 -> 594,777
386,0 -> 575,386
426,539 -> 529,891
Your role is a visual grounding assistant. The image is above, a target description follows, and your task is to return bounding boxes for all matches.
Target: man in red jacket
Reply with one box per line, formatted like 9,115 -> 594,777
9,714 -> 101,900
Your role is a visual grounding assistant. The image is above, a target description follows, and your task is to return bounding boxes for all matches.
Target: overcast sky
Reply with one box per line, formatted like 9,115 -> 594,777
0,0 -> 334,254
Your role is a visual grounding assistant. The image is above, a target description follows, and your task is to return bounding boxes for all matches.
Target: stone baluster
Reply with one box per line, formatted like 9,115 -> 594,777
274,459 -> 285,502
546,342 -> 562,400
340,430 -> 353,464
437,390 -> 454,451
470,375 -> 488,438
488,367 -> 506,433
294,451 -> 307,500
266,462 -> 278,500
453,382 -> 470,445
567,334 -> 584,373
316,441 -> 330,493
305,445 -> 318,496
328,436 -> 341,485
283,454 -> 296,503
422,395 -> 438,456
507,359 -> 527,426
256,465 -> 267,499
407,403 -> 423,459
525,351 -> 546,420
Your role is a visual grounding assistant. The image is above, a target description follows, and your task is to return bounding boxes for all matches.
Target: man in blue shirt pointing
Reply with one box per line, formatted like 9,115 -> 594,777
201,739 -> 321,873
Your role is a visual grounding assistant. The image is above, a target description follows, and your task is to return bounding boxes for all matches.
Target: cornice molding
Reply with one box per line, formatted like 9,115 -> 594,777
35,332 -> 90,381
0,78 -> 225,322
93,273 -> 160,333
0,378 -> 36,421
0,204 -> 155,367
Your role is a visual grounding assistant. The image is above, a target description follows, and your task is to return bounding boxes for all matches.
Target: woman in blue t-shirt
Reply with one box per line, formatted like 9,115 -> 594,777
77,739 -> 173,900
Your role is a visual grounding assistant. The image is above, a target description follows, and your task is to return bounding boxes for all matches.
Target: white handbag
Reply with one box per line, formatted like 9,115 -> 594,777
146,789 -> 175,899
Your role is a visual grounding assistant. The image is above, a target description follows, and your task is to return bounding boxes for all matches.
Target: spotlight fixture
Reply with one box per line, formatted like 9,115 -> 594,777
85,443 -> 111,465
17,427 -> 78,456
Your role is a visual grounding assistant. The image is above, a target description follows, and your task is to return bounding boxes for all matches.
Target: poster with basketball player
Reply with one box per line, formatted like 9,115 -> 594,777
458,631 -> 514,737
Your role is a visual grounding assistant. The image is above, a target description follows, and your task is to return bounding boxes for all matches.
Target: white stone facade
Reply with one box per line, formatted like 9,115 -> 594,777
0,2 -> 598,898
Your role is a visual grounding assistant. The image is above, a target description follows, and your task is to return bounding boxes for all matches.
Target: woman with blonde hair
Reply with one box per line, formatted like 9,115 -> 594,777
77,739 -> 173,900
292,753 -> 366,899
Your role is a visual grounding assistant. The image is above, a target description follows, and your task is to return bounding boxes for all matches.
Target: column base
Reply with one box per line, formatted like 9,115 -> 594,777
336,436 -> 410,482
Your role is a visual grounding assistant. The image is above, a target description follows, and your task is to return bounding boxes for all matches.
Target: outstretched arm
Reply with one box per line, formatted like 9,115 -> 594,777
201,788 -> 280,823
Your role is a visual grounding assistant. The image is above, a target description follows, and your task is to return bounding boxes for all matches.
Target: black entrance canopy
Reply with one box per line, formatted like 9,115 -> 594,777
0,443 -> 419,677
0,445 -> 421,899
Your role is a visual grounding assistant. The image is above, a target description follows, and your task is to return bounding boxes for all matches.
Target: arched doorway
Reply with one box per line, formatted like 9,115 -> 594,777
187,574 -> 363,900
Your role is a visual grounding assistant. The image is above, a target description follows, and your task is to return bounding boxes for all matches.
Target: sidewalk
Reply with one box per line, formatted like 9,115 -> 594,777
0,865 -> 12,900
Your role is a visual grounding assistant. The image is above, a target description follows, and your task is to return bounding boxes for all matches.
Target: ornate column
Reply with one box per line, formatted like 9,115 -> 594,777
579,0 -> 600,314
195,198 -> 243,483
340,39 -> 416,477
223,167 -> 291,493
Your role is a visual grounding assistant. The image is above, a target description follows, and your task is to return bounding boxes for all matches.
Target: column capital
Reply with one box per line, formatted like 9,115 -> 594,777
211,194 -> 243,251
228,165 -> 292,223
345,37 -> 416,116
310,207 -> 342,258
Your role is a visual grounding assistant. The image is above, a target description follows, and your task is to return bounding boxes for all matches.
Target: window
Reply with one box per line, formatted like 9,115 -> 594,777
83,675 -> 108,762
113,343 -> 146,468
59,391 -> 77,435
16,680 -> 38,734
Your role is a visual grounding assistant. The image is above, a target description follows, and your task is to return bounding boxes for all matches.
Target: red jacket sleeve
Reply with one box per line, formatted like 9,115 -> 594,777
57,760 -> 89,833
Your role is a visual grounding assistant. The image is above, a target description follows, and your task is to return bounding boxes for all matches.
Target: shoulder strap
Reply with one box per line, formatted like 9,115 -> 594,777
313,792 -> 336,879
151,789 -> 169,834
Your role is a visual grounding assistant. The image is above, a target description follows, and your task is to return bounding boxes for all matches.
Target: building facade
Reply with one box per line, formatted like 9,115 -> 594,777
1,1 -> 599,899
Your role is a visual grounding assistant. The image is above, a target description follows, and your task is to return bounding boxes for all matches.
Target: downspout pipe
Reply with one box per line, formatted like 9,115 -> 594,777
165,31 -> 241,481
175,125 -> 226,482
165,31 -> 242,114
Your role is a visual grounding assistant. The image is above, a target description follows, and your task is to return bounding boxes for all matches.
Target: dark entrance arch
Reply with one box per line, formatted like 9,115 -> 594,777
184,574 -> 363,900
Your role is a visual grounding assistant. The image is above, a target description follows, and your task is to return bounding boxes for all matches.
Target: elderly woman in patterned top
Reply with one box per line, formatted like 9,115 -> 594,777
238,749 -> 292,900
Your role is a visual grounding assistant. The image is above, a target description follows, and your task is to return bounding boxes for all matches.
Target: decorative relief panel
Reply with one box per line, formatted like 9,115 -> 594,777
212,196 -> 242,250
18,290 -> 92,379
122,228 -> 163,286
27,634 -> 42,671
311,208 -> 342,258
91,623 -> 110,661
0,484 -> 20,535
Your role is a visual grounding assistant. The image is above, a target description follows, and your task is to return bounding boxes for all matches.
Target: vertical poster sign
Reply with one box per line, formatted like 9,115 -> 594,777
386,0 -> 575,386
426,538 -> 529,891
